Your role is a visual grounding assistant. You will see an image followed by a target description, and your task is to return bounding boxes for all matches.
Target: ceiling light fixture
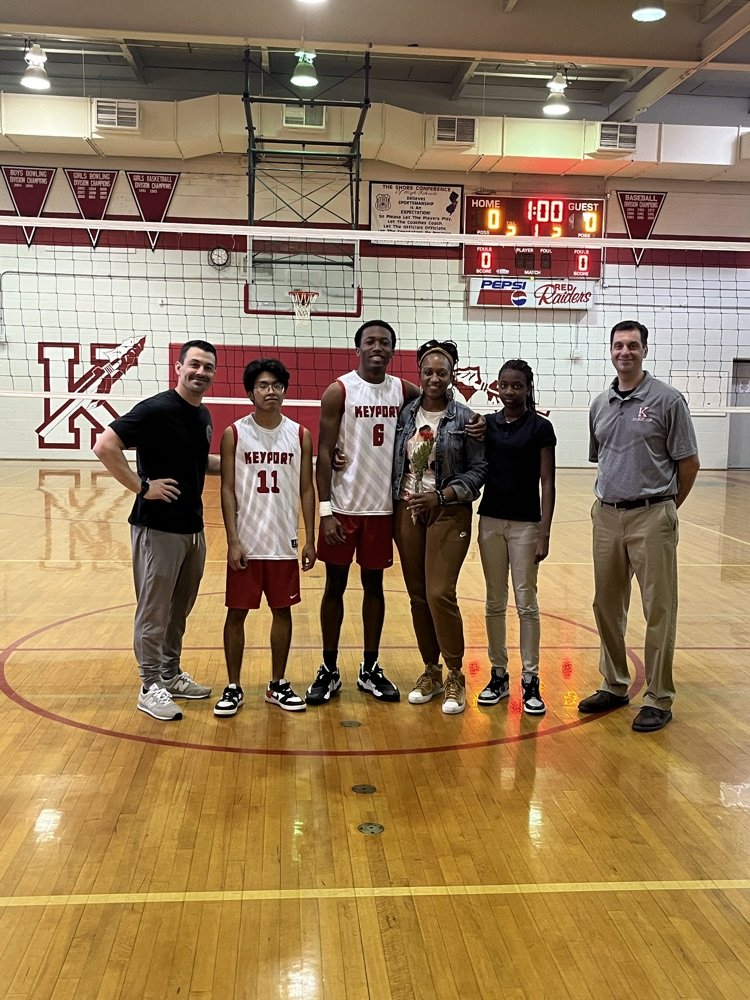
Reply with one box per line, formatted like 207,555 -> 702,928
291,49 -> 318,88
632,1 -> 667,22
543,66 -> 573,117
21,41 -> 51,91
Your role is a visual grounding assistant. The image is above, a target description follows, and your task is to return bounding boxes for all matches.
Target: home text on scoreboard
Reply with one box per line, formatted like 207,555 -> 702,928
464,195 -> 605,279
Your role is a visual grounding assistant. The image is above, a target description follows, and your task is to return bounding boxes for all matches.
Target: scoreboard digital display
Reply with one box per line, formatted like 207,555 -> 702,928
464,195 -> 605,279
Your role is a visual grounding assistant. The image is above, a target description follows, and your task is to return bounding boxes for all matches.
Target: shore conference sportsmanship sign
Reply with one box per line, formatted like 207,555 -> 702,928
468,277 -> 595,309
369,182 -> 463,235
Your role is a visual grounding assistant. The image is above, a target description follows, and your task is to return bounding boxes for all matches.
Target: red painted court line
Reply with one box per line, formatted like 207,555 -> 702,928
0,599 -> 646,757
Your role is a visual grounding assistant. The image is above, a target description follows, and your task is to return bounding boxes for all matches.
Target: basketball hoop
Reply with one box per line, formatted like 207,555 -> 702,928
288,288 -> 319,322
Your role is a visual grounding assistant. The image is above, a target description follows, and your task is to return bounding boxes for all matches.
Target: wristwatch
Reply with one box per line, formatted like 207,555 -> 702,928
139,478 -> 150,497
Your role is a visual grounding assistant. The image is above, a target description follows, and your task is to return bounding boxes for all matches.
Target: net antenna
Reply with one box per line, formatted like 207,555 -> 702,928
288,288 -> 320,323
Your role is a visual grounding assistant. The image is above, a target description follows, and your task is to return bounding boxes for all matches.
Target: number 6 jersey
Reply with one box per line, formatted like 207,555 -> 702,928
331,370 -> 405,516
232,414 -> 303,559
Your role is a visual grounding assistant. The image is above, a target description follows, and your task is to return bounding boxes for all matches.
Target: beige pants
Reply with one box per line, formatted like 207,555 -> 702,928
591,499 -> 679,710
478,516 -> 541,677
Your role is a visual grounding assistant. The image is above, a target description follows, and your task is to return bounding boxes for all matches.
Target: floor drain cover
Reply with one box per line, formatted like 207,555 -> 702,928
358,822 -> 384,835
340,719 -> 361,728
352,784 -> 376,794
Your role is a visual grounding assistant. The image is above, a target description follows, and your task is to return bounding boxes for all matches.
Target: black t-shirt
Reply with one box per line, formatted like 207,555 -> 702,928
110,389 -> 212,534
478,409 -> 557,522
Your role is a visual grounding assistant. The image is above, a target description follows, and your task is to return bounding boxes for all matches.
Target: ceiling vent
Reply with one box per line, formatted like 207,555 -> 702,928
429,115 -> 477,146
587,122 -> 638,158
282,104 -> 327,129
93,98 -> 140,131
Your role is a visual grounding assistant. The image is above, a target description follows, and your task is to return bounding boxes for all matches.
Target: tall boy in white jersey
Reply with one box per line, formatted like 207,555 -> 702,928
306,320 -> 420,705
215,358 -> 316,717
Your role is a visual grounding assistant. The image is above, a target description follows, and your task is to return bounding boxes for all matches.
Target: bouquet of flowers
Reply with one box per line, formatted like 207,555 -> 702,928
409,425 -> 435,523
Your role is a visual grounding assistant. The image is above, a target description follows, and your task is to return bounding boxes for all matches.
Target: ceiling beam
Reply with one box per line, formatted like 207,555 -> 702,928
450,59 -> 480,100
0,22 -> 744,72
119,43 -> 145,84
700,0 -> 750,56
699,0 -> 734,22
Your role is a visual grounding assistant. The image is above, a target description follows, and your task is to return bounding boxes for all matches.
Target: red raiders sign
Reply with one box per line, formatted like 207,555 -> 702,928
468,277 -> 595,309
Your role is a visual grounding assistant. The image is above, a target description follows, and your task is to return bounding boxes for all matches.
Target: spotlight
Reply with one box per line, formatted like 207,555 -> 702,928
632,1 -> 666,22
543,91 -> 570,117
21,42 -> 50,91
291,50 -> 318,88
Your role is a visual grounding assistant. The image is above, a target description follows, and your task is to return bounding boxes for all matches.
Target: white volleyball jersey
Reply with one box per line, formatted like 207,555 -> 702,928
330,370 -> 405,516
232,414 -> 303,559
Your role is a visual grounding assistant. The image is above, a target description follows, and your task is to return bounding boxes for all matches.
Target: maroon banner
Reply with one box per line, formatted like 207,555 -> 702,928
125,171 -> 180,250
64,169 -> 118,248
616,191 -> 667,265
1,166 -> 56,246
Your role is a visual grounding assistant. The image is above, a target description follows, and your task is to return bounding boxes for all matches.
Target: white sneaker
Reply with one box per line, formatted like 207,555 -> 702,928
138,683 -> 183,721
161,671 -> 211,700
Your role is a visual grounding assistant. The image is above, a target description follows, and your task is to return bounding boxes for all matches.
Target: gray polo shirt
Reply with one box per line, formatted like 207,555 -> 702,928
589,372 -> 698,502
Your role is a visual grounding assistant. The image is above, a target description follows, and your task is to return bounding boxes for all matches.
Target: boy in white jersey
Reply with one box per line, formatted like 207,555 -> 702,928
306,320 -> 420,705
215,359 -> 316,716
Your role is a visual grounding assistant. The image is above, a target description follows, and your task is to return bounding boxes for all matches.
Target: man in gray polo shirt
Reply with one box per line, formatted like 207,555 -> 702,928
578,320 -> 700,732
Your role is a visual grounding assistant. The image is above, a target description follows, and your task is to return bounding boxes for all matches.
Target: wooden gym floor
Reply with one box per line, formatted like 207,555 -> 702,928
0,461 -> 749,999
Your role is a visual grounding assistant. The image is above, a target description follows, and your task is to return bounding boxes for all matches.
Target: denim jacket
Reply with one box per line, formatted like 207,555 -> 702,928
392,395 -> 487,504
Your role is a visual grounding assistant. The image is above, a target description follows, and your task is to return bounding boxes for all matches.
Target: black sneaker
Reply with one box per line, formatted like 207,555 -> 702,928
214,683 -> 244,717
522,674 -> 546,715
477,671 -> 510,706
357,662 -> 400,702
265,679 -> 306,712
305,663 -> 342,705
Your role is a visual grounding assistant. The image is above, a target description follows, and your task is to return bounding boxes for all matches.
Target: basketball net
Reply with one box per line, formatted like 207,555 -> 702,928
288,288 -> 319,323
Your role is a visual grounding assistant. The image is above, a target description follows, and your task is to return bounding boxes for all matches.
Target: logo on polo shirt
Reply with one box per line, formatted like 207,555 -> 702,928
633,406 -> 652,422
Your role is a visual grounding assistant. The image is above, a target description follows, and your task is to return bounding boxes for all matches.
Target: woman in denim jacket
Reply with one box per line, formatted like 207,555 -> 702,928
392,340 -> 487,715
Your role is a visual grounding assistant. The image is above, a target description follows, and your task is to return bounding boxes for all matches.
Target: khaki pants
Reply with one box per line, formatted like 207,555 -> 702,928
393,500 -> 472,670
591,499 -> 679,710
478,516 -> 541,677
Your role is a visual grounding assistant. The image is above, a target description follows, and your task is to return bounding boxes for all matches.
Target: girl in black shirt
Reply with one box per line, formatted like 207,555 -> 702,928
476,360 -> 556,715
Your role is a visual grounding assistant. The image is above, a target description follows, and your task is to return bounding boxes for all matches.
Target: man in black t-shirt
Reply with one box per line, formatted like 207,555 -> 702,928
93,340 -> 219,721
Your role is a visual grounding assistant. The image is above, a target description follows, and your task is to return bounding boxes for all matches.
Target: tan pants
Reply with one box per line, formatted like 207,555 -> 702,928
393,500 -> 472,670
478,516 -> 541,677
591,499 -> 679,710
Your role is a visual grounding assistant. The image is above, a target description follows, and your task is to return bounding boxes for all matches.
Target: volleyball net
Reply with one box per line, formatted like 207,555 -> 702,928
0,216 -> 748,459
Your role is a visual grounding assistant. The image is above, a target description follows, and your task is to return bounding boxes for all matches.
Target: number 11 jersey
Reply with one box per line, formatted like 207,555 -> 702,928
232,413 -> 303,559
331,370 -> 405,516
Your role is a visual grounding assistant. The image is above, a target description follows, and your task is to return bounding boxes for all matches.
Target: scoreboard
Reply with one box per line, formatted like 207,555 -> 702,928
463,195 -> 605,279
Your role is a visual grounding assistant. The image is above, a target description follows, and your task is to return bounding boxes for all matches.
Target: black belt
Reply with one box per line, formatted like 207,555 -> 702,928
600,495 -> 675,510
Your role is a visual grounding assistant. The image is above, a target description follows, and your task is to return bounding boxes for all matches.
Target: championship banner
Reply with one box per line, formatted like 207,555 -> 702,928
468,277 -> 595,309
616,191 -> 667,265
64,169 -> 118,247
125,171 -> 180,249
369,182 -> 463,237
1,166 -> 56,246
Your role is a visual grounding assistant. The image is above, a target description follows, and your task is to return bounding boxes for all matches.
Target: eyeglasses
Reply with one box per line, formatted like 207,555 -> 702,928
254,381 -> 285,393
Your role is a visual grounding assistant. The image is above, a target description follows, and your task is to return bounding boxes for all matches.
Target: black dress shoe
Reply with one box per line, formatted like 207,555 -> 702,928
577,689 -> 630,713
632,706 -> 672,732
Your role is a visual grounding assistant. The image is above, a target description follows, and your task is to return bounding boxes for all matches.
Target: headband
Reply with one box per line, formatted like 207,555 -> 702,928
418,346 -> 456,370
